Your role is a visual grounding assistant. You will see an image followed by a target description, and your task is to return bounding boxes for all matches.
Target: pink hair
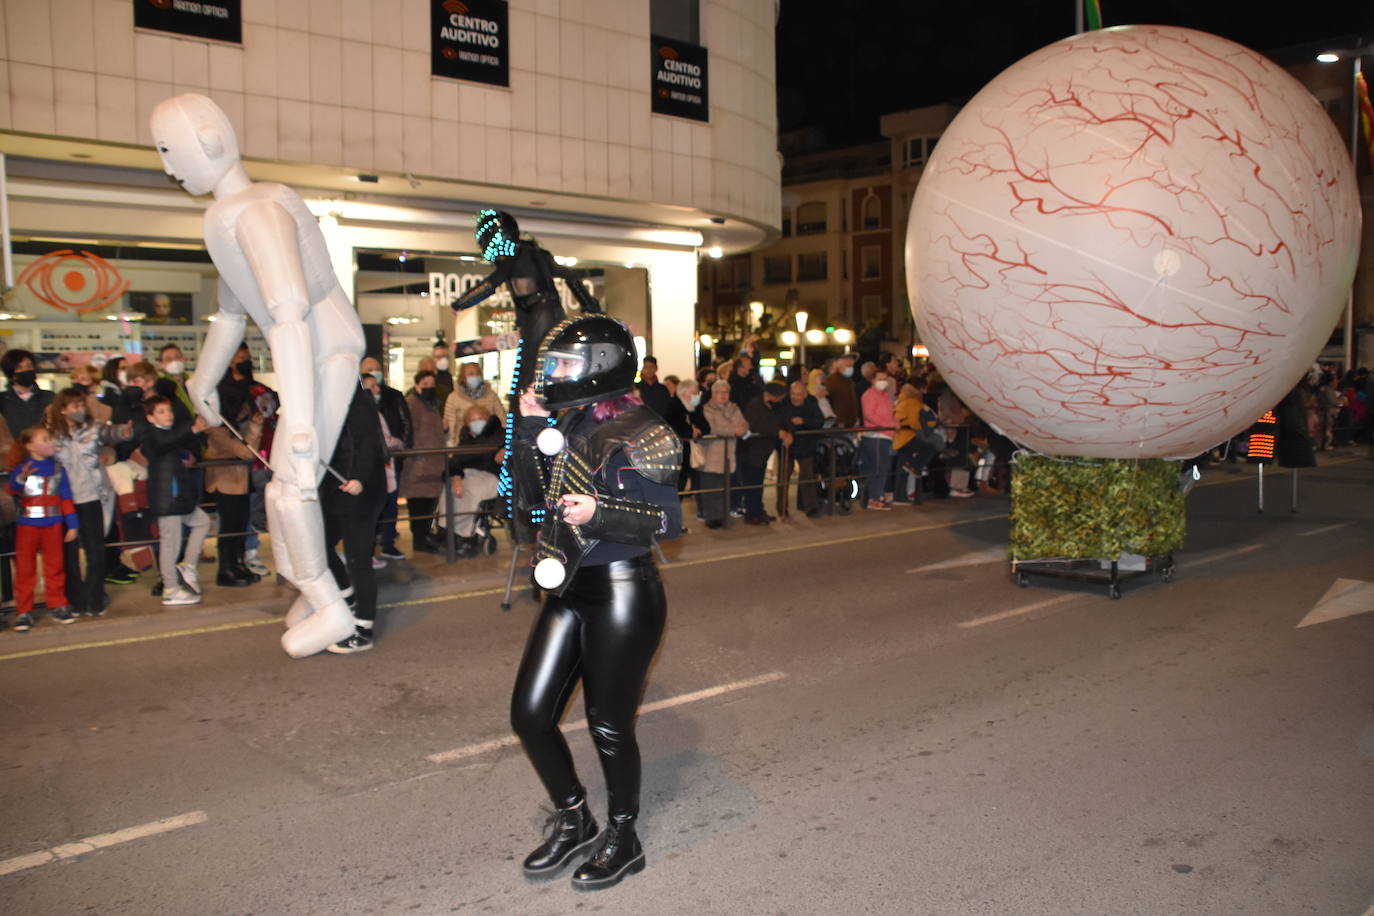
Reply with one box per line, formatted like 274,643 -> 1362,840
589,391 -> 642,423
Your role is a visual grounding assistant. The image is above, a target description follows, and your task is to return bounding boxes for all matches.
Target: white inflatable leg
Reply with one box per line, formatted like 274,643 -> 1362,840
267,479 -> 353,657
284,594 -> 313,628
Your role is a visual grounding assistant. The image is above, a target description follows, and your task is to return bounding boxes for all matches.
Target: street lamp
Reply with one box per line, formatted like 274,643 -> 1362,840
832,327 -> 854,350
1318,42 -> 1367,371
794,310 -> 810,371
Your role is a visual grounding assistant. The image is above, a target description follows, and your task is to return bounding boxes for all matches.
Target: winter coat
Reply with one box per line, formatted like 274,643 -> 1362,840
700,399 -> 743,474
202,425 -> 256,495
443,380 -> 505,445
52,420 -> 124,507
0,387 -> 53,438
450,415 -> 504,478
777,395 -> 824,458
399,391 -> 446,499
861,386 -> 896,439
142,420 -> 205,517
741,395 -> 784,466
825,372 -> 859,428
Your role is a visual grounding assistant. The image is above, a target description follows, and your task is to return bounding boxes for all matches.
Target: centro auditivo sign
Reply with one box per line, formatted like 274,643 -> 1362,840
431,0 -> 509,87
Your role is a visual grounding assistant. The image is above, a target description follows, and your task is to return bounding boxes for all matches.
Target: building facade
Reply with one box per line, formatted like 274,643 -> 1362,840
0,0 -> 780,389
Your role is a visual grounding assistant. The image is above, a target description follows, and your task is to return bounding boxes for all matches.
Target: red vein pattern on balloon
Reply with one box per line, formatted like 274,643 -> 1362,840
906,26 -> 1359,457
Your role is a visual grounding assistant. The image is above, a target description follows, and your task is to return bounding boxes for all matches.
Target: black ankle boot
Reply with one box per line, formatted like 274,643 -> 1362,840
522,800 -> 599,879
570,816 -> 644,891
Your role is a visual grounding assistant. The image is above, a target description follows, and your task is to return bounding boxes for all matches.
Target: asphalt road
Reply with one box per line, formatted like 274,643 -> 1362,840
2,456 -> 1372,915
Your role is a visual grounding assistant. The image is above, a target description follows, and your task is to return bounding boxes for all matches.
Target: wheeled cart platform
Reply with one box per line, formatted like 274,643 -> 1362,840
1010,554 -> 1175,600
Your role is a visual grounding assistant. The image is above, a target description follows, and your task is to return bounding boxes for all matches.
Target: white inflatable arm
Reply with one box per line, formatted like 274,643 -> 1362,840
234,198 -> 319,498
188,278 -> 248,427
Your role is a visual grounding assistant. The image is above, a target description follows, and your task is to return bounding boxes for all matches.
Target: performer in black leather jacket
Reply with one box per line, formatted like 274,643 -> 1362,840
508,316 -> 681,892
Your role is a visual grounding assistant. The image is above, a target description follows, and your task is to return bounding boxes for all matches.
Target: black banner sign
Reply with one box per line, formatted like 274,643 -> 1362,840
431,0 -> 509,88
651,36 -> 709,122
134,0 -> 241,44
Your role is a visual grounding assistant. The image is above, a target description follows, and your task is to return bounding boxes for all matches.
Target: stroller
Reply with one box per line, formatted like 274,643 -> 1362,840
813,432 -> 860,511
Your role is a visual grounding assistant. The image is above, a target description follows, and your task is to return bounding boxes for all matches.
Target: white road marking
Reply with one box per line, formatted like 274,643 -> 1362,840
426,671 -> 788,764
957,595 -> 1078,629
1187,544 -> 1265,566
906,546 -> 1008,574
0,810 -> 208,877
1297,521 -> 1356,537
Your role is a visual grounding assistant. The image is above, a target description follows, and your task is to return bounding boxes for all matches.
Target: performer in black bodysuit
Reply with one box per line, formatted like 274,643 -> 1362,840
508,316 -> 682,892
450,208 -> 602,525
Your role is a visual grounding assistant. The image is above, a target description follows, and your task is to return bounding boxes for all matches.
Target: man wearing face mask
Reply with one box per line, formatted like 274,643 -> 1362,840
663,378 -> 708,498
155,344 -> 196,424
399,370 -> 446,553
447,405 -> 504,557
860,370 -> 898,509
778,380 -> 825,516
739,381 -> 794,524
432,343 -> 455,402
825,355 -> 859,429
360,356 -> 412,559
0,349 -> 54,440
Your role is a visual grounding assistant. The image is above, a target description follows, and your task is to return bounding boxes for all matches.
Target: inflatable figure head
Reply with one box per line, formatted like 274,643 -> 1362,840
149,93 -> 241,197
535,315 -> 636,410
475,209 -> 520,262
904,26 -> 1360,459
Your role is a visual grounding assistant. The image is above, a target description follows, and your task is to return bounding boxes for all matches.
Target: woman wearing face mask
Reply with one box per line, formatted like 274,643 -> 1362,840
399,370 -> 447,553
446,404 -> 504,557
45,388 -> 132,617
663,378 -> 708,499
442,362 -> 506,446
1,349 -> 55,440
860,371 -> 897,510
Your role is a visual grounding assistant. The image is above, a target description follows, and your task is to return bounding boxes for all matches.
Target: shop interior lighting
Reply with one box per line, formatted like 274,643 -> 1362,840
1317,52 -> 1341,62
0,312 -> 35,321
699,333 -> 714,348
105,311 -> 146,322
386,314 -> 422,326
553,256 -> 579,267
398,251 -> 408,263
795,310 -> 808,333
706,246 -> 723,259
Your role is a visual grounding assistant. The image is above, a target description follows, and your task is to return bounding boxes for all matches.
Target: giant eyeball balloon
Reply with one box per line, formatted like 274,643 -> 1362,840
905,26 -> 1360,458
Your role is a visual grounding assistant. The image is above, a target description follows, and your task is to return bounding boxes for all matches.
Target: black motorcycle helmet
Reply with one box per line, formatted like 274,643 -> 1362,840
534,316 -> 637,411
475,208 -> 519,261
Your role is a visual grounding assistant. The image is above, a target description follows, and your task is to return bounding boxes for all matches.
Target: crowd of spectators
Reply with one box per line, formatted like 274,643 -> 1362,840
4,336 -> 1367,641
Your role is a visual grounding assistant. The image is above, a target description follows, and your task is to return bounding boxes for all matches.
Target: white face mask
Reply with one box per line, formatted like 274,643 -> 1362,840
875,380 -> 891,392
163,360 -> 185,377
117,370 -> 128,385
368,370 -> 383,384
464,375 -> 482,390
435,357 -> 450,372
841,366 -> 854,378
467,420 -> 487,436
689,394 -> 701,409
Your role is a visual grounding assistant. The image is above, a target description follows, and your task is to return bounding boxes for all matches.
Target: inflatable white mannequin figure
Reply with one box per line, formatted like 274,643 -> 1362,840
150,93 -> 365,657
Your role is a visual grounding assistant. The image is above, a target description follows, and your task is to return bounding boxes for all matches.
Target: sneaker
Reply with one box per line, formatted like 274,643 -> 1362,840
151,581 -> 163,597
378,545 -> 406,560
82,595 -> 112,618
50,606 -> 77,625
161,586 -> 201,606
104,566 -> 138,585
950,488 -> 975,499
326,629 -> 374,654
867,500 -> 891,511
14,613 -> 34,632
176,563 -> 200,595
729,508 -> 745,519
371,556 -> 387,570
244,549 -> 270,577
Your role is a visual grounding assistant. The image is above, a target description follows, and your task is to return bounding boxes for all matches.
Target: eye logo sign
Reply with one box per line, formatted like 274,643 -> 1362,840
443,0 -> 468,13
17,250 -> 132,314
659,46 -> 679,60
149,0 -> 172,8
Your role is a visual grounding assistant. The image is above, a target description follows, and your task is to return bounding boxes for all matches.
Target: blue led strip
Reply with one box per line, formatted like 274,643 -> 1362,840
476,208 -> 517,262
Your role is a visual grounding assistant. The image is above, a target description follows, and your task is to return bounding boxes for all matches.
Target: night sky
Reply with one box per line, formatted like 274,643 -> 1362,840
776,0 -> 1372,149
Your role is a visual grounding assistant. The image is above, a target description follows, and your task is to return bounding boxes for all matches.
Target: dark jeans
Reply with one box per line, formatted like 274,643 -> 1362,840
213,492 -> 249,574
62,500 -> 107,614
698,471 -> 727,522
377,489 -> 400,548
739,460 -> 768,518
510,556 -> 666,818
790,454 -> 817,511
324,487 -> 386,624
406,495 -> 438,547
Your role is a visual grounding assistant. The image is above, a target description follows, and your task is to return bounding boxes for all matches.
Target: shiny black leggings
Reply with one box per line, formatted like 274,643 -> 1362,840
510,555 -> 666,819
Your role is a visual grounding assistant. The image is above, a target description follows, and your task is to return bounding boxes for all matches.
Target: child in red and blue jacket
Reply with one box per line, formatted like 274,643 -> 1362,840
6,426 -> 79,631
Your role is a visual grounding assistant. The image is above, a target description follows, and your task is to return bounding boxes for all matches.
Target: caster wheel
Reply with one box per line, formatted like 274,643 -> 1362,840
1014,572 -> 1029,588
483,535 -> 498,556
1161,566 -> 1174,583
1108,584 -> 1121,600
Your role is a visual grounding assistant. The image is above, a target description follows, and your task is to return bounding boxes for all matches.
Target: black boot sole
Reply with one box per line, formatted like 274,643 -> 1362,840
521,832 -> 601,881
570,852 -> 645,891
